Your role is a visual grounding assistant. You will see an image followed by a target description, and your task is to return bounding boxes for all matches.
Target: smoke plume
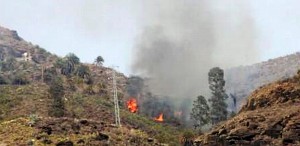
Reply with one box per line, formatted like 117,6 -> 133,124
131,1 -> 259,99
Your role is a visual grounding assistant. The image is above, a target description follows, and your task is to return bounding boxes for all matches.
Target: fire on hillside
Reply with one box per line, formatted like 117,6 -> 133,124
127,98 -> 138,113
154,113 -> 164,122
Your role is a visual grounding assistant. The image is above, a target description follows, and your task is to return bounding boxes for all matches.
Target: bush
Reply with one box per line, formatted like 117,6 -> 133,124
181,130 -> 196,145
83,85 -> 95,95
48,77 -> 65,117
28,114 -> 40,126
75,64 -> 90,79
43,67 -> 57,84
11,74 -> 30,85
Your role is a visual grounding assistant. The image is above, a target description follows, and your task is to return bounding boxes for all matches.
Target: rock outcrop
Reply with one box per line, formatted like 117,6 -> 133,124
226,52 -> 300,111
196,72 -> 300,146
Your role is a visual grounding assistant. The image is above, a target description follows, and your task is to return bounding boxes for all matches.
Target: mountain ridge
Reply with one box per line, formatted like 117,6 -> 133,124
226,52 -> 300,111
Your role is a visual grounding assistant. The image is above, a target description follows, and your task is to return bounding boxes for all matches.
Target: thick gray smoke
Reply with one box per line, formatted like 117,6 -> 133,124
131,1 -> 259,99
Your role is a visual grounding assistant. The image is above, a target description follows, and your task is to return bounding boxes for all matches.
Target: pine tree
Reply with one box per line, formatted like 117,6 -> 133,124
208,67 -> 228,125
190,95 -> 210,130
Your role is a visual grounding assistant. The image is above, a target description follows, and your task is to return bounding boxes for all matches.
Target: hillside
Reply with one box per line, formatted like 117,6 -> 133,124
226,52 -> 300,110
0,26 -> 184,145
0,26 -> 58,64
196,71 -> 300,145
0,84 -> 182,145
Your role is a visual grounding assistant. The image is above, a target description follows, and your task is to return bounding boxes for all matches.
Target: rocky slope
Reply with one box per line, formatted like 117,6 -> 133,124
226,52 -> 300,111
196,72 -> 300,146
0,26 -> 57,64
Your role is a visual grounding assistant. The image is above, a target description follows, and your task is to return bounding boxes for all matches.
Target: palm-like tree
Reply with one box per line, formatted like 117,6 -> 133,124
95,56 -> 104,66
61,53 -> 80,75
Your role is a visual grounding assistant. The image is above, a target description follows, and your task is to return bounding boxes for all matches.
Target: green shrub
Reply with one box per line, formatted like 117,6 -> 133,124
44,67 -> 57,84
28,114 -> 40,126
48,77 -> 65,117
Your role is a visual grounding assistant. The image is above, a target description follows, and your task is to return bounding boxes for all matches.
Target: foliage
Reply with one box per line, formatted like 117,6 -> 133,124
140,92 -> 175,121
190,95 -> 210,130
48,77 -> 65,117
229,111 -> 236,118
53,58 -> 65,69
181,129 -> 196,146
68,94 -> 85,118
54,53 -> 80,76
11,73 -> 30,85
95,56 -> 104,66
66,77 -> 77,91
83,85 -> 95,95
182,129 -> 196,140
0,89 -> 21,121
0,75 -> 8,85
122,109 -> 181,145
208,67 -> 228,125
97,82 -> 107,95
75,64 -> 90,78
1,57 -> 16,71
129,129 -> 147,144
61,61 -> 73,76
28,114 -> 40,126
65,53 -> 80,66
43,67 -> 57,84
85,76 -> 94,85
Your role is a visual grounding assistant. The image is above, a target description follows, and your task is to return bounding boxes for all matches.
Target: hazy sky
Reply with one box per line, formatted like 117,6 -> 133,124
0,0 -> 300,74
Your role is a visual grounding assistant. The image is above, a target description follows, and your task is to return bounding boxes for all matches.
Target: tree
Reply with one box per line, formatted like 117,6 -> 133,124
54,53 -> 80,76
54,58 -> 71,76
53,58 -> 65,69
208,67 -> 228,125
95,56 -> 104,66
66,53 -> 80,66
75,64 -> 90,79
190,95 -> 210,130
64,53 -> 80,76
48,77 -> 65,117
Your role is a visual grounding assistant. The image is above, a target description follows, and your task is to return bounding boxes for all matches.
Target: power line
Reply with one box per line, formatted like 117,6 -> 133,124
112,66 -> 121,127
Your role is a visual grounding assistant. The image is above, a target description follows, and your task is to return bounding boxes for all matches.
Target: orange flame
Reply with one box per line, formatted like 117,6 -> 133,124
127,98 -> 138,113
154,113 -> 164,122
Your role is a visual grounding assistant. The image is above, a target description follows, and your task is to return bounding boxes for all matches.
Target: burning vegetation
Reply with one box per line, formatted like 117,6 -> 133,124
127,98 -> 138,113
126,76 -> 194,127
154,113 -> 164,122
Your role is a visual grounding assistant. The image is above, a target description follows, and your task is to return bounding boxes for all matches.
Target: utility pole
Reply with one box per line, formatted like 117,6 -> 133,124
112,66 -> 121,127
41,64 -> 44,83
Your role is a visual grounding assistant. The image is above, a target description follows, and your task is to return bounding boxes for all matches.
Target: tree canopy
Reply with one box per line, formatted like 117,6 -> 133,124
208,67 -> 228,125
190,95 -> 210,130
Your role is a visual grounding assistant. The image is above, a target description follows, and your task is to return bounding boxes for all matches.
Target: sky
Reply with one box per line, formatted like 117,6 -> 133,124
0,0 -> 300,75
